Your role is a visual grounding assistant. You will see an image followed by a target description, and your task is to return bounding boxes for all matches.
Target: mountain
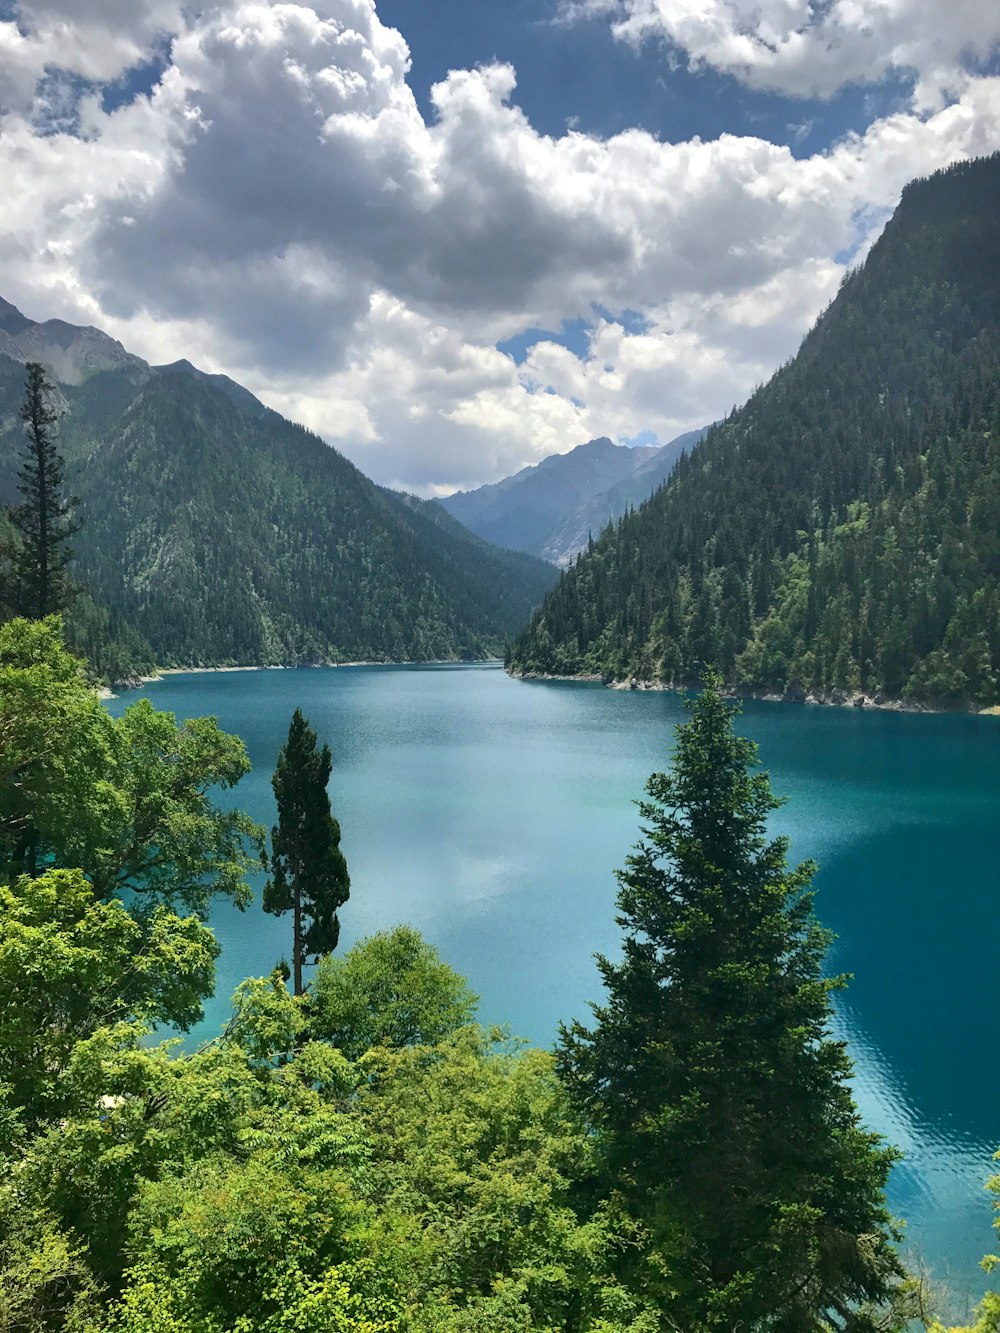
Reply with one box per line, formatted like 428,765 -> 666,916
0,297 -> 148,387
437,429 -> 706,567
508,154 -> 1000,710
536,426 -> 711,566
0,306 -> 557,668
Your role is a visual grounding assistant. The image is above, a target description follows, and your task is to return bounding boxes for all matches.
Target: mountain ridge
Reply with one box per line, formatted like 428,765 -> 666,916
507,154 -> 1000,711
0,300 -> 558,668
438,428 -> 707,566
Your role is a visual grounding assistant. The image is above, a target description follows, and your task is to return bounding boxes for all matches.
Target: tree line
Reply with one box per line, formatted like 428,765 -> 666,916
0,356 -> 557,673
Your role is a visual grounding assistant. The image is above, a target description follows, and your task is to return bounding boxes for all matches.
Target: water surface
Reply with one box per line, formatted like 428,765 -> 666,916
109,664 -> 1000,1312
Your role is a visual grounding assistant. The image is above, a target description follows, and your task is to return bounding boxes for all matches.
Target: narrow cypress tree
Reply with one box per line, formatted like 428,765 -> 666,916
6,362 -> 79,618
558,671 -> 902,1330
264,709 -> 350,995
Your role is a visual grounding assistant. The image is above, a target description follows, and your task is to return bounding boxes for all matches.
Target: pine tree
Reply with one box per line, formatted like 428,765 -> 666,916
6,362 -> 79,618
558,671 -> 902,1330
264,709 -> 350,995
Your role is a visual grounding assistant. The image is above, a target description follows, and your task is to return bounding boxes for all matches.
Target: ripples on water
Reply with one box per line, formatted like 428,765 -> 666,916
108,664 -> 1000,1313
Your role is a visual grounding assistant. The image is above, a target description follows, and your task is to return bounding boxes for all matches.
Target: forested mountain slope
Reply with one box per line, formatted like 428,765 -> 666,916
508,154 -> 1000,709
0,323 -> 557,667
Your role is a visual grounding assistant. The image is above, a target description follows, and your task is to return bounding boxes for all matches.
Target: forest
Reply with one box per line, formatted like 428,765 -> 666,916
1,614 -> 997,1333
0,350 -> 556,676
508,155 -> 1000,711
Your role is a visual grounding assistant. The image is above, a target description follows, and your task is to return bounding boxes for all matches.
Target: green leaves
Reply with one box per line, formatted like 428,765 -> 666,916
0,871 -> 219,1121
0,617 -> 264,912
309,927 -> 478,1061
82,697 -> 264,912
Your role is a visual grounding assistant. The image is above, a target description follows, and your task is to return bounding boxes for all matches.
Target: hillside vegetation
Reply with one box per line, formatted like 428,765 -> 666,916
0,332 -> 556,669
508,155 -> 1000,709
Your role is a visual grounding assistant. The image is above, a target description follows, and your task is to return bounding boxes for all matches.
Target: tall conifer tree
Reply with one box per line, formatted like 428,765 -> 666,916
558,671 -> 902,1330
264,709 -> 350,995
6,362 -> 78,618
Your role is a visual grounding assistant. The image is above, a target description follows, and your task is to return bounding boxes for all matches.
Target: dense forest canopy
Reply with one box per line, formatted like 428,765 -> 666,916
508,155 -> 1000,710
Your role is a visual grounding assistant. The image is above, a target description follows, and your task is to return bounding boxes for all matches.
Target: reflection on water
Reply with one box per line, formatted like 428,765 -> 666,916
108,665 -> 1000,1309
839,1005 -> 996,1319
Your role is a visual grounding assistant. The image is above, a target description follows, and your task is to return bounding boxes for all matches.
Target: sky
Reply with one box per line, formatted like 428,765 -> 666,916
0,1 -> 998,494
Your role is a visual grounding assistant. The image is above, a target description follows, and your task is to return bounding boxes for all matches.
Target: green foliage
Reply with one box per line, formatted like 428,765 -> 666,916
509,155 -> 1000,709
227,971 -> 309,1065
62,590 -> 157,687
1,915 -> 659,1333
100,1021 -> 652,1333
0,361 -> 558,667
264,709 -> 350,994
0,1178 -> 102,1333
0,869 -> 217,1120
309,926 -> 479,1060
16,1025 -> 266,1293
0,616 -> 111,867
77,697 -> 264,913
559,672 -> 903,1329
0,616 -> 264,911
3,361 -> 79,620
0,613 -> 942,1332
349,1026 -> 658,1331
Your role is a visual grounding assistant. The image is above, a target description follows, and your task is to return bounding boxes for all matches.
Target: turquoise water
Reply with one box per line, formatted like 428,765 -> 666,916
108,664 -> 1000,1312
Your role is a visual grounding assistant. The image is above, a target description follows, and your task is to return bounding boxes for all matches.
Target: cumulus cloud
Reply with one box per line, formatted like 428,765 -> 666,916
0,0 -> 998,493
566,0 -> 1000,106
0,0 -> 186,115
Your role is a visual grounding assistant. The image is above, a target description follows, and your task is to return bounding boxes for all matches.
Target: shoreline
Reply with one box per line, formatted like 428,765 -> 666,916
101,658 -> 504,697
510,670 -> 998,717
99,660 -> 997,715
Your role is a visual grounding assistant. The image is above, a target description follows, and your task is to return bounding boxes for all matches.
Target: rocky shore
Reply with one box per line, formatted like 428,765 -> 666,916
511,670 -> 995,716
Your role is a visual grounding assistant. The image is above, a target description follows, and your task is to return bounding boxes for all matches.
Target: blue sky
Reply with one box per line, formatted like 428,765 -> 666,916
0,0 -> 998,491
379,0 -> 914,154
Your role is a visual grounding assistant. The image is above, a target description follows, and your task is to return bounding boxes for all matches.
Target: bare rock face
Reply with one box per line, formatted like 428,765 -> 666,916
0,297 -> 150,386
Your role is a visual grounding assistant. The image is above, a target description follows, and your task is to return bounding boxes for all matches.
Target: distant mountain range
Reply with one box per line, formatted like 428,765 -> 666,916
438,427 -> 709,566
0,300 -> 557,671
508,154 -> 1000,711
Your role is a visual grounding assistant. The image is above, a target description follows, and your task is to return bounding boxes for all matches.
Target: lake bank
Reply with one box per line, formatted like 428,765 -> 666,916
100,658 -> 505,697
511,669 -> 998,716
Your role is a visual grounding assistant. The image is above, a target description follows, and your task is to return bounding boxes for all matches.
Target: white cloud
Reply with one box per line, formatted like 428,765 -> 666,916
0,1 -> 186,116
567,0 -> 1000,106
0,0 -> 998,494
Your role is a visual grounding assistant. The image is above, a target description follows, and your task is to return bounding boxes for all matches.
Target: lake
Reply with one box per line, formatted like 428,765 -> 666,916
108,663 -> 1000,1314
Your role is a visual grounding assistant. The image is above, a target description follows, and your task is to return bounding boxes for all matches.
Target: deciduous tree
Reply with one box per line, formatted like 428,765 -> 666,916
0,868 -> 218,1122
0,616 -> 264,910
310,926 -> 478,1059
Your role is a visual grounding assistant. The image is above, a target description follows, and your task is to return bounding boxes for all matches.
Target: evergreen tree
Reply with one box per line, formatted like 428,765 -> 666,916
558,672 -> 902,1330
5,362 -> 79,618
264,709 -> 350,995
